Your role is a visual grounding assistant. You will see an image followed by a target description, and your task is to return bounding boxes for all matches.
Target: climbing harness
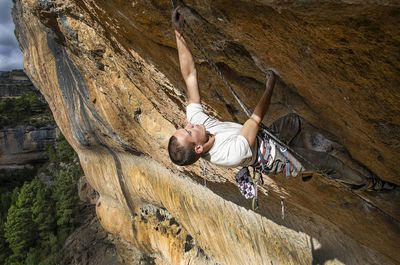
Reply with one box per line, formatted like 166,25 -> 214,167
256,132 -> 291,179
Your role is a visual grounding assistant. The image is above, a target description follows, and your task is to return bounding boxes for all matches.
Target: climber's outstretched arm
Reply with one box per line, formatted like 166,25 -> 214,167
172,7 -> 200,105
240,70 -> 276,149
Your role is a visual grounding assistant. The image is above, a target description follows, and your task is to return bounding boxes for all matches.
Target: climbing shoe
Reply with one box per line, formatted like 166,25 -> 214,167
365,178 -> 397,192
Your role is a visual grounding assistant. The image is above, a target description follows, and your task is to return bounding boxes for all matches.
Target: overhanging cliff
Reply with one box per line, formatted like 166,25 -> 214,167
12,0 -> 400,264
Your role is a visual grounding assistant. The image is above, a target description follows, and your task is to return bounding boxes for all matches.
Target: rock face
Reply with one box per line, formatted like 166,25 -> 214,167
0,70 -> 36,98
12,0 -> 400,264
0,70 -> 56,169
66,176 -> 134,265
63,202 -> 129,265
0,125 -> 57,169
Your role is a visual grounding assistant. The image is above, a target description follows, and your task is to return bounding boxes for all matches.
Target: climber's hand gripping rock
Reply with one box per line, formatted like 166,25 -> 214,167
172,6 -> 184,33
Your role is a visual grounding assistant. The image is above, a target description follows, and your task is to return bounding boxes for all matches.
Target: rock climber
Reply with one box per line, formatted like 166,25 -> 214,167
167,6 -> 395,191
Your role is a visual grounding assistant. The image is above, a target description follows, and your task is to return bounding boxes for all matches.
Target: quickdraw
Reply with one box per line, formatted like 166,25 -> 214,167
280,146 -> 291,179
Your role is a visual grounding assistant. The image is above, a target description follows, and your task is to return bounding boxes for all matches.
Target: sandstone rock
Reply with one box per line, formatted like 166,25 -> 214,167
12,0 -> 400,264
63,205 -> 126,265
0,125 -> 56,169
0,70 -> 36,98
78,175 -> 99,205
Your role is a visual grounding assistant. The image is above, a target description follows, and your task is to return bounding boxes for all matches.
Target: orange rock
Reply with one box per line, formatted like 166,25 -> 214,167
12,0 -> 400,264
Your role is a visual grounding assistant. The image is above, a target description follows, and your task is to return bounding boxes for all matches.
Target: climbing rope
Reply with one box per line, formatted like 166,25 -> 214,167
203,160 -> 207,187
170,0 -> 177,10
280,196 -> 285,220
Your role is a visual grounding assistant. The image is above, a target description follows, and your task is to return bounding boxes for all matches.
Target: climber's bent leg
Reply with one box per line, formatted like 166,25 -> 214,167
268,113 -> 301,145
292,147 -> 370,187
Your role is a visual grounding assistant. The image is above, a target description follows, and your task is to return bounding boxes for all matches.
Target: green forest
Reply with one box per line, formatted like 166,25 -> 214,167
0,93 -> 83,265
0,91 -> 54,128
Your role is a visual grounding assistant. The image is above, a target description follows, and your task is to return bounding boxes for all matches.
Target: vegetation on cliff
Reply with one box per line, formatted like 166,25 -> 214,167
0,91 -> 54,128
0,134 -> 83,265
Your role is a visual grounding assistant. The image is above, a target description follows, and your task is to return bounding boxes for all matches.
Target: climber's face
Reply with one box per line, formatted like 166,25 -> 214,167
174,123 -> 208,154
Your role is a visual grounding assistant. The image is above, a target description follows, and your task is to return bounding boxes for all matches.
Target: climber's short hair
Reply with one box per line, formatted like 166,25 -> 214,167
168,136 -> 200,166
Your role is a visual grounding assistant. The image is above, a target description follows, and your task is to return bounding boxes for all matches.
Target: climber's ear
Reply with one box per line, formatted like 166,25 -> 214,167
194,144 -> 203,154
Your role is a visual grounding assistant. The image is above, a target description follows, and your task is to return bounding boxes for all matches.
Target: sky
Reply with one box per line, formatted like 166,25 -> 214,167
0,0 -> 23,71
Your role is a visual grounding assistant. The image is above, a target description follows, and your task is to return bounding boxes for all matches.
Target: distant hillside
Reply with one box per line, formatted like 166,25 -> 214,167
0,70 -> 56,170
0,70 -> 37,98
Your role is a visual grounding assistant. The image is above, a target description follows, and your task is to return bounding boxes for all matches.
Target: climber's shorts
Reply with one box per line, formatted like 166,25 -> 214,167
267,145 -> 305,177
255,113 -> 306,177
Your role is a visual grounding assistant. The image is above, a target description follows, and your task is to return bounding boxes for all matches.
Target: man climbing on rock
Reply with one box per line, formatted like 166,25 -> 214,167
168,7 -> 395,192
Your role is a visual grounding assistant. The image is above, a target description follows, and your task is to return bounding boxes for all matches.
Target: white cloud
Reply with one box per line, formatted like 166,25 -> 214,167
0,47 -> 23,70
0,0 -> 23,71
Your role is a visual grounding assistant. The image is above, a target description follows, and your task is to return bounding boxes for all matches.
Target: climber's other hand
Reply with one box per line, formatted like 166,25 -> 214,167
266,70 -> 276,89
172,6 -> 184,33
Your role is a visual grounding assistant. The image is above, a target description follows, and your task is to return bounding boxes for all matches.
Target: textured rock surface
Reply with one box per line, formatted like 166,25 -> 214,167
12,0 -> 400,264
0,70 -> 56,169
0,70 -> 36,98
0,125 -> 57,169
63,205 -> 123,265
65,178 -> 132,265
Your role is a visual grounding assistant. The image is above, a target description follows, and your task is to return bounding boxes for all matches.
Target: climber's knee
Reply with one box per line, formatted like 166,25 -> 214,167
268,113 -> 301,144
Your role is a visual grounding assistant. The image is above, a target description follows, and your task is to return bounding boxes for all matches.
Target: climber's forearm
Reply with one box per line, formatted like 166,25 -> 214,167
175,30 -> 200,104
240,71 -> 275,148
251,83 -> 274,124
175,31 -> 195,79
239,88 -> 273,148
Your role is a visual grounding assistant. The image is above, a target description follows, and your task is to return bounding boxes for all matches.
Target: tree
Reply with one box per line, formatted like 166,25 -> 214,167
0,192 -> 13,264
0,91 -> 54,128
0,218 -> 12,264
25,247 -> 40,265
14,93 -> 31,121
52,169 -> 81,241
16,180 -> 39,209
4,252 -> 24,265
0,192 -> 12,222
56,134 -> 78,164
1,129 -> 83,263
32,178 -> 56,244
4,180 -> 41,262
4,205 -> 36,262
10,187 -> 20,208
29,92 -> 46,113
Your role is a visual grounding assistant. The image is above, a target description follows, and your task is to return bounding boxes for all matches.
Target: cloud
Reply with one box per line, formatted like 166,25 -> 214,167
0,48 -> 23,70
0,0 -> 13,24
0,0 -> 23,71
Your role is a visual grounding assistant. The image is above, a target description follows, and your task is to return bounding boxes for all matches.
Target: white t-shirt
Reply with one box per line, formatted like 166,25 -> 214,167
186,103 -> 257,167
